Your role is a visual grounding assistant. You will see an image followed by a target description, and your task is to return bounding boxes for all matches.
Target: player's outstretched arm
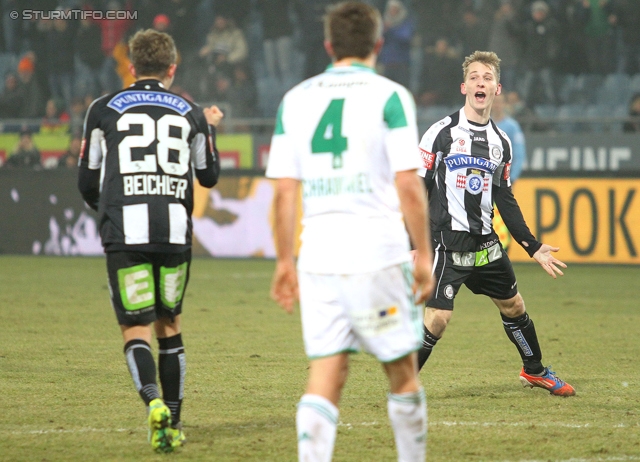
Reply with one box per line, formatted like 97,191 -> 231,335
532,243 -> 567,279
396,170 -> 434,303
270,178 -> 300,313
203,105 -> 224,127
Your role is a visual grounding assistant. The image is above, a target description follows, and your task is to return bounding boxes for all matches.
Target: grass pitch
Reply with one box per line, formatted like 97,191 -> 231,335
1,256 -> 638,461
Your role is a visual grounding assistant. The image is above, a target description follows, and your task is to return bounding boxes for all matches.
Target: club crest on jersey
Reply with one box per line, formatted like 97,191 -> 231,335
444,154 -> 497,173
490,145 -> 503,162
107,90 -> 191,115
456,174 -> 489,194
466,173 -> 484,195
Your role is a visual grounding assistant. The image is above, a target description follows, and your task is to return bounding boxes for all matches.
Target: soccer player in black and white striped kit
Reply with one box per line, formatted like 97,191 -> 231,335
416,51 -> 575,396
78,29 -> 224,451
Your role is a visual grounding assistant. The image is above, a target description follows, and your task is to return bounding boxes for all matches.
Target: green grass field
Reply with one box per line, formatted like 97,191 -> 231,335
1,256 -> 638,461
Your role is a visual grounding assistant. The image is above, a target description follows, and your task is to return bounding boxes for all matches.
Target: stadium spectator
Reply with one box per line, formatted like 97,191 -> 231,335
75,17 -> 104,99
152,13 -> 171,33
622,92 -> 640,133
45,12 -> 78,110
24,17 -> 52,105
227,64 -> 257,118
93,0 -> 134,93
16,54 -> 44,118
515,1 -> 560,107
576,0 -> 615,75
493,93 -> 526,181
417,37 -> 461,107
112,36 -> 136,89
416,50 -> 576,397
57,135 -> 81,169
163,0 -> 198,55
40,98 -> 70,134
267,3 -> 433,461
296,0 -> 339,79
78,28 -> 223,453
455,0 -> 493,58
257,0 -> 295,84
68,97 -> 87,136
197,14 -> 248,99
0,73 -> 24,118
608,0 -> 640,75
487,0 -> 520,93
378,0 -> 414,88
198,15 -> 248,75
4,127 -> 41,169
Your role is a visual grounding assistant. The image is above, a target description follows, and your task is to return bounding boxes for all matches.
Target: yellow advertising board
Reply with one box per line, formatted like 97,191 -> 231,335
508,178 -> 640,264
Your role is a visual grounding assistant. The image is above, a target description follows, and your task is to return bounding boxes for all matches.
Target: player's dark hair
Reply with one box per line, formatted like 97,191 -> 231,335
129,29 -> 177,78
324,2 -> 382,61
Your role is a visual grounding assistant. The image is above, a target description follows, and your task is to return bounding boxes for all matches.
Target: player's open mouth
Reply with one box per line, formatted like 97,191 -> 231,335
475,91 -> 486,102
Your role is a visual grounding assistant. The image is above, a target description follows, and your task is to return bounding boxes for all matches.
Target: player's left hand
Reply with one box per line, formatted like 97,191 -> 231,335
204,105 -> 224,127
270,259 -> 299,314
533,244 -> 567,279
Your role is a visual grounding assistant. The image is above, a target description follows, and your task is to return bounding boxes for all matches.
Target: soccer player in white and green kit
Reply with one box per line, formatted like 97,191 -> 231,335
266,2 -> 435,461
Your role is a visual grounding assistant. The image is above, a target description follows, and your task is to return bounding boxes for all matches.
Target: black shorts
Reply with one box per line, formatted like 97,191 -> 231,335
426,243 -> 518,310
106,249 -> 191,326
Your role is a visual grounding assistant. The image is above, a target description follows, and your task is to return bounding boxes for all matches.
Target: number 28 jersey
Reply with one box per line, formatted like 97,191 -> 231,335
79,79 -> 219,252
266,64 -> 422,274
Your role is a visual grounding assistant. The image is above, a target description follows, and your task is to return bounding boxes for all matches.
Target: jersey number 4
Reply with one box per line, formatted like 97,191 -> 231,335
311,98 -> 348,169
117,113 -> 191,176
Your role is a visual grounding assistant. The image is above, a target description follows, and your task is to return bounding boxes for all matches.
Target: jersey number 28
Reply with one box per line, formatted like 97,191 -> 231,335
117,113 -> 191,176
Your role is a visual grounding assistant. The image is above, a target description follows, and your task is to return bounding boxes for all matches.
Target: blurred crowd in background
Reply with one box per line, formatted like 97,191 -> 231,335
0,0 -> 639,170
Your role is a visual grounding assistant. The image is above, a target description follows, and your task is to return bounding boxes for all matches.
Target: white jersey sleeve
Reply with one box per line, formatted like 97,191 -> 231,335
383,87 -> 421,173
265,99 -> 300,180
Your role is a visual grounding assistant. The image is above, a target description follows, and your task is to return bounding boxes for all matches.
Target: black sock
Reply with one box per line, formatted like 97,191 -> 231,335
418,324 -> 440,371
501,312 -> 544,375
158,334 -> 185,426
124,339 -> 160,406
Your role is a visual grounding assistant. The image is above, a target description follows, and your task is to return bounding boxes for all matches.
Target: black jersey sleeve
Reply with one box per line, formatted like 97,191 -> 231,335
190,109 -> 220,188
77,97 -> 105,211
493,184 -> 542,257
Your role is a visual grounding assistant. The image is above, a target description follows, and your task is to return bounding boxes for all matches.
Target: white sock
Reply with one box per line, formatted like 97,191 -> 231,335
296,394 -> 339,462
387,388 -> 427,462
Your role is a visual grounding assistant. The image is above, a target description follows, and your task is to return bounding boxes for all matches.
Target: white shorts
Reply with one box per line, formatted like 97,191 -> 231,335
298,262 -> 423,363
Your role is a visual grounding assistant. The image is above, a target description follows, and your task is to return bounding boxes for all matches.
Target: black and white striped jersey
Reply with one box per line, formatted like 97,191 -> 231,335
419,108 -> 541,256
78,79 -> 220,253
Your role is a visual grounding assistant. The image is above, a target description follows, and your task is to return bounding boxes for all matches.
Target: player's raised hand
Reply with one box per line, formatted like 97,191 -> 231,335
270,259 -> 299,313
412,249 -> 435,304
204,105 -> 224,127
533,243 -> 567,279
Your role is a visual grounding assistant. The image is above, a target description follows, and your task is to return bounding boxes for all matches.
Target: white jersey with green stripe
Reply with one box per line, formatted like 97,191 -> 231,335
266,63 -> 421,274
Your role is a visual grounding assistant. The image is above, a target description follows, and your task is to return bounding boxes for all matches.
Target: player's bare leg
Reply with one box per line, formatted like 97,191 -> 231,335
297,354 -> 348,462
493,295 -> 575,396
383,352 -> 427,462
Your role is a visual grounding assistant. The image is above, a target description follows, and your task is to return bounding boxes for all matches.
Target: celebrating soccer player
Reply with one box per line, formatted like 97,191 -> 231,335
267,2 -> 434,461
78,29 -> 223,452
416,50 -> 575,396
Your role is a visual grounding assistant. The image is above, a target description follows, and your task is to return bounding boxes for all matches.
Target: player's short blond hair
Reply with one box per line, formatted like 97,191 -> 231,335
462,51 -> 501,83
324,2 -> 382,61
129,29 -> 177,78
